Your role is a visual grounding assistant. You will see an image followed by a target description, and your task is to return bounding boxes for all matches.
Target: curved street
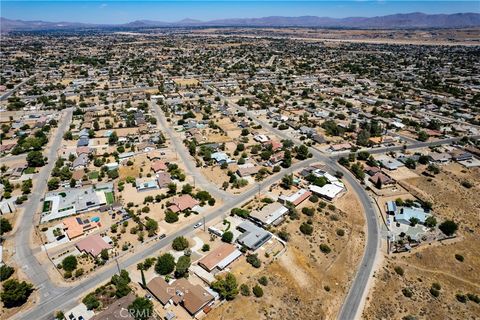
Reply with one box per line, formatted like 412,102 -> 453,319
11,93 -> 477,320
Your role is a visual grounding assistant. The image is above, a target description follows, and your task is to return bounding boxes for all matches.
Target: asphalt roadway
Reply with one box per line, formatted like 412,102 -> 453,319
15,157 -> 316,320
14,102 -> 314,320
12,108 -> 73,313
13,98 -> 478,320
215,95 -> 381,320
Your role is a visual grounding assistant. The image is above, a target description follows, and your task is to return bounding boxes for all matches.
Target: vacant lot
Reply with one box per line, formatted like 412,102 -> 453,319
207,187 -> 365,320
363,164 -> 480,319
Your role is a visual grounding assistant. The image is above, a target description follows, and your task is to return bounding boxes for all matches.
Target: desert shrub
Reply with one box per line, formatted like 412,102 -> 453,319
456,293 -> 467,303
402,288 -> 413,298
252,285 -> 264,298
246,254 -> 261,268
299,223 -> 313,235
258,276 -> 268,286
319,244 -> 331,254
240,284 -> 250,296
394,266 -> 404,276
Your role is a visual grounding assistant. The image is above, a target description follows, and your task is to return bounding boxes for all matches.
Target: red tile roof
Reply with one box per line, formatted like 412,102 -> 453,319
168,194 -> 199,213
76,234 -> 112,257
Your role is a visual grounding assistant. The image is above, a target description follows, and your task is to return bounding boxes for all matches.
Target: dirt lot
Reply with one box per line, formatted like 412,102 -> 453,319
363,164 -> 480,319
207,187 -> 366,320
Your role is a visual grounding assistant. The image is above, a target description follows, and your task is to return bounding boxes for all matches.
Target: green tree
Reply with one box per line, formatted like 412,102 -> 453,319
172,236 -> 189,251
0,218 -> 13,235
111,270 -> 131,298
47,178 -> 60,190
26,151 -> 45,167
1,279 -> 33,308
82,293 -> 100,310
108,131 -> 118,145
175,256 -> 191,278
167,182 -> 177,195
221,231 -> 234,243
165,211 -> 179,223
0,265 -> 14,281
439,220 -> 458,236
252,285 -> 264,297
240,284 -> 250,296
417,131 -> 429,142
155,253 -> 175,275
61,255 -> 78,272
296,144 -> 309,160
100,249 -> 109,261
425,216 -> 437,228
128,297 -> 153,320
300,222 -> 313,235
182,183 -> 193,194
145,218 -> 158,237
281,174 -> 294,189
211,272 -> 239,300
21,179 -> 33,194
246,254 -> 261,268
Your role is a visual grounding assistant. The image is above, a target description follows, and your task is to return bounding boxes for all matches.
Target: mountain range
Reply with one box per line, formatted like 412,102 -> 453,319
1,12 -> 479,33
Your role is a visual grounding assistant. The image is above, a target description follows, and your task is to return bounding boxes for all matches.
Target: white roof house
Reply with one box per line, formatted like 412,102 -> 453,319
250,202 -> 289,226
309,184 -> 344,200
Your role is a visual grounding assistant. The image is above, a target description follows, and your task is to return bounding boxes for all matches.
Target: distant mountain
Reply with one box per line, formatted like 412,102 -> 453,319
0,17 -> 95,32
1,12 -> 479,33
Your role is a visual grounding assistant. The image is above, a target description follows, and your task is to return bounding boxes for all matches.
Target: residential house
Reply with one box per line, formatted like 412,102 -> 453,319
76,234 -> 112,257
168,194 -> 199,213
146,277 -> 214,316
278,188 -> 312,207
250,202 -> 289,226
135,178 -> 159,192
236,221 -> 272,251
329,143 -> 352,152
90,293 -> 136,320
429,152 -> 452,164
309,184 -> 344,201
151,161 -> 168,173
156,172 -> 172,188
369,172 -> 395,188
72,153 -> 89,170
211,152 -> 234,165
237,164 -> 260,177
376,155 -> 404,171
62,216 -> 100,240
198,243 -> 242,272
394,207 -> 430,225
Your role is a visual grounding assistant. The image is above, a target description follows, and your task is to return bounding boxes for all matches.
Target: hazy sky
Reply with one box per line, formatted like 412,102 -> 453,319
2,1 -> 479,24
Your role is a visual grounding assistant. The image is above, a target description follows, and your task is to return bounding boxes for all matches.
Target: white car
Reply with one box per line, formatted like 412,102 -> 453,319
194,222 -> 203,229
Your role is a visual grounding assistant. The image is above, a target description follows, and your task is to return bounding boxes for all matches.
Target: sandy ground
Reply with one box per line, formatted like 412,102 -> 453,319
363,164 -> 480,319
207,187 -> 366,320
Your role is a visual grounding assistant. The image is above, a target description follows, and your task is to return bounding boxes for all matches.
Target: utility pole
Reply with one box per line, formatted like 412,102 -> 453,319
203,216 -> 206,232
115,258 -> 121,274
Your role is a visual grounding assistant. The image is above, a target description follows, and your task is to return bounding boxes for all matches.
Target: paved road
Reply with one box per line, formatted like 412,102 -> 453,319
149,100 -> 229,200
330,135 -> 480,160
14,96 -> 478,319
15,155 -> 315,320
209,87 -> 381,320
14,101 -> 315,319
0,74 -> 37,101
13,108 -> 73,304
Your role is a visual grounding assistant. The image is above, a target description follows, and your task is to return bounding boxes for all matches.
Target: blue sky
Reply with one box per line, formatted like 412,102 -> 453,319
2,1 -> 479,24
